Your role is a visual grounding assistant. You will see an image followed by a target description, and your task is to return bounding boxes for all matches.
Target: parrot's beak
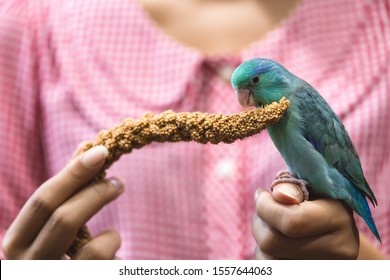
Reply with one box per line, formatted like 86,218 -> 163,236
234,88 -> 257,108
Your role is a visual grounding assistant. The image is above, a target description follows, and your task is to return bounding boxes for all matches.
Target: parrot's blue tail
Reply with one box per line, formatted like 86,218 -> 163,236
360,205 -> 381,243
350,189 -> 381,243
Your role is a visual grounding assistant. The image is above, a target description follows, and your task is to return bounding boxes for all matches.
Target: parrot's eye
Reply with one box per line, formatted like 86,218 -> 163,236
251,75 -> 260,85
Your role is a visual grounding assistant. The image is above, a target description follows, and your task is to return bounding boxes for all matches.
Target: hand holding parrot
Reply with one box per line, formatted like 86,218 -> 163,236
252,183 -> 359,259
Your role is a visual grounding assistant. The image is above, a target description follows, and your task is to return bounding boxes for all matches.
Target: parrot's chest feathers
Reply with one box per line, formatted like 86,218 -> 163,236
267,106 -> 327,180
267,106 -> 305,154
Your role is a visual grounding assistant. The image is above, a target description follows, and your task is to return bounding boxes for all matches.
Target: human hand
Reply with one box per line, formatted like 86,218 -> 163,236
2,146 -> 123,259
252,183 -> 359,259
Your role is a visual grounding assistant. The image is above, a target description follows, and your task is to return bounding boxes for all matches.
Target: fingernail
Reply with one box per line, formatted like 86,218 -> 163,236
81,146 -> 108,169
275,183 -> 300,200
108,178 -> 124,194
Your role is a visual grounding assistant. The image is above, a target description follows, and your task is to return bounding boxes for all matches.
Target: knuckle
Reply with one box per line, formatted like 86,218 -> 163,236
91,180 -> 118,203
49,209 -> 75,233
29,193 -> 54,216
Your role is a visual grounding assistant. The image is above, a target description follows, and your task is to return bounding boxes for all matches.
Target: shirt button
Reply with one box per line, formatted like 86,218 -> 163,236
214,158 -> 236,179
217,65 -> 235,84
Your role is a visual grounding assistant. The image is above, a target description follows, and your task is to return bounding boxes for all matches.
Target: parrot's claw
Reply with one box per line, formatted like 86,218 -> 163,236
271,170 -> 310,201
274,170 -> 294,179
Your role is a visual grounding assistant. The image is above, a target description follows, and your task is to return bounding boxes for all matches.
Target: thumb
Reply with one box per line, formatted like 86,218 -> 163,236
272,183 -> 304,205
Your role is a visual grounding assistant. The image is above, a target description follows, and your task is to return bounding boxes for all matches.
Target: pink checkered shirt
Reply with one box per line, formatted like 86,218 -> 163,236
0,0 -> 389,259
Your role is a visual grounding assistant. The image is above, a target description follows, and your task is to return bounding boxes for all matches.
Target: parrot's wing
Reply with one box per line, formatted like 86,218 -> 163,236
296,86 -> 377,206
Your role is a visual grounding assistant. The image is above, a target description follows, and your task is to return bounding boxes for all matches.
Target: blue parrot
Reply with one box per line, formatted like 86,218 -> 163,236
231,58 -> 380,242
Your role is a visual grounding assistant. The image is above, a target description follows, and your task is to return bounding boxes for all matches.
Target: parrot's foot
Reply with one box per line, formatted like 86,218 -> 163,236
271,170 -> 310,201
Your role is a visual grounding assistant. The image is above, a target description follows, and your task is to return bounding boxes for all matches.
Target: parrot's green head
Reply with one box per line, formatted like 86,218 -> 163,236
231,58 -> 293,108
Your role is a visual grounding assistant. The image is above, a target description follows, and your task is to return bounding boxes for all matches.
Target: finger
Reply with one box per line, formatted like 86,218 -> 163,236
252,214 -> 348,259
28,177 -> 123,259
73,230 -> 121,260
255,189 -> 349,238
272,183 -> 304,205
3,146 -> 109,251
